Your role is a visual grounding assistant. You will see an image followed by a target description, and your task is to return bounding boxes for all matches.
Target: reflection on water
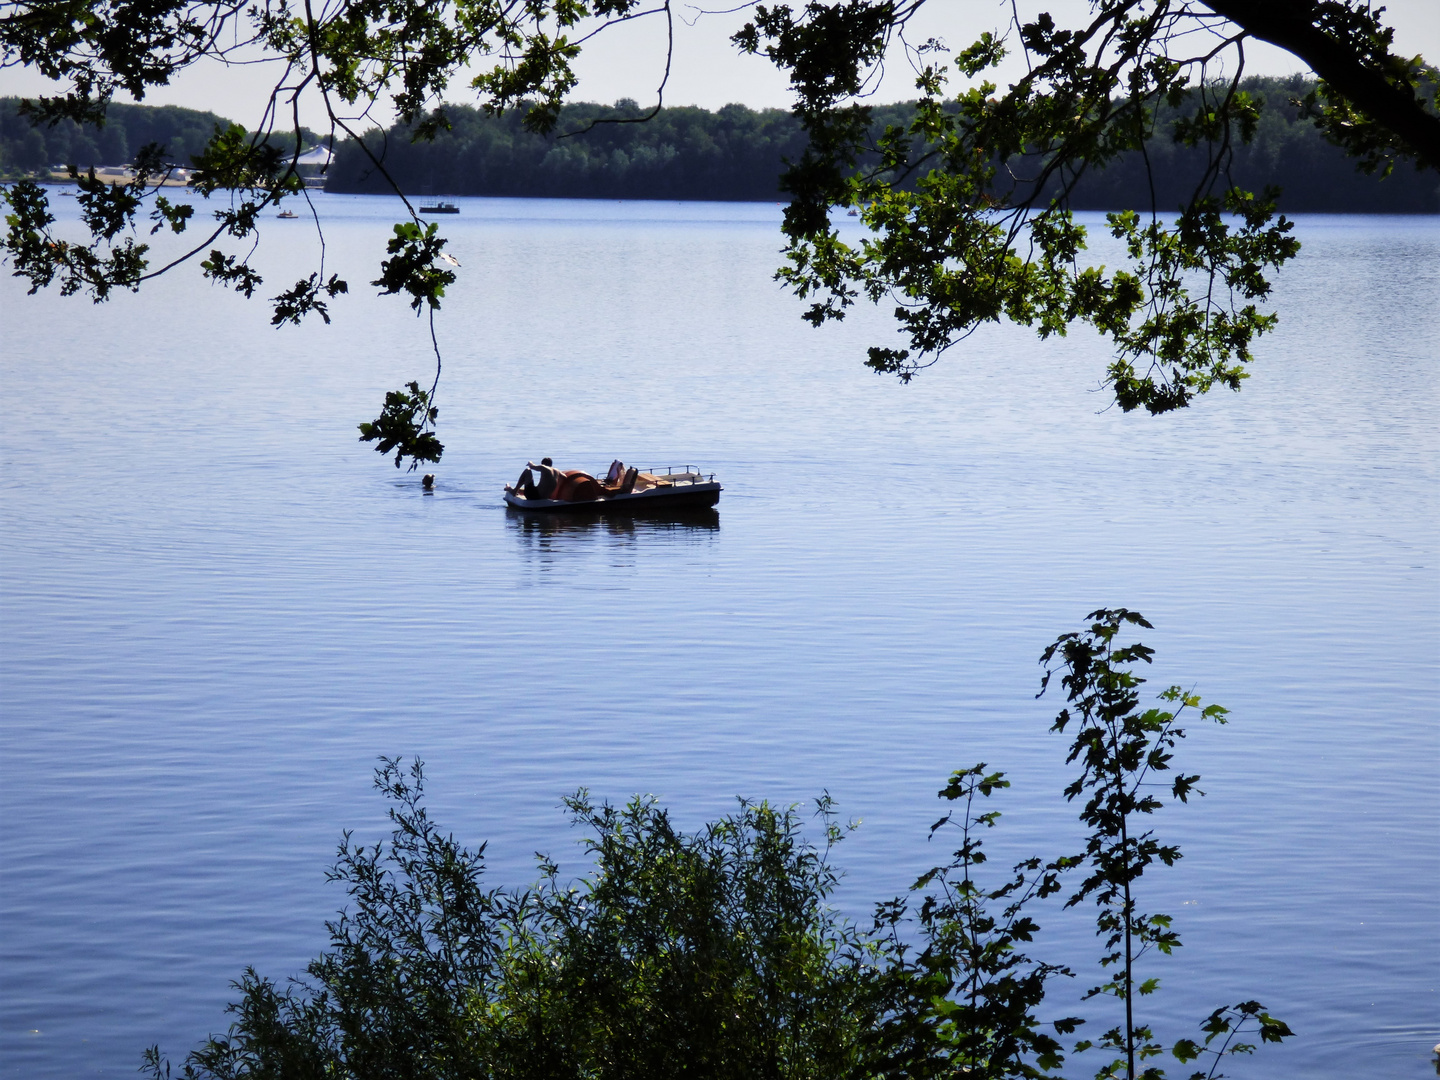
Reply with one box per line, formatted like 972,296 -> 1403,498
506,506 -> 721,541
506,506 -> 722,579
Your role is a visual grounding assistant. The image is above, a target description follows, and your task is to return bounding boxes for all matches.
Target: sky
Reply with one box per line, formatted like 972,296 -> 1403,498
2,0 -> 1439,134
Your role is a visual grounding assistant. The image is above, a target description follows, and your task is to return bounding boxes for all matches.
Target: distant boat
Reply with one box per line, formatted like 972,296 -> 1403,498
419,202 -> 460,214
276,209 -> 299,219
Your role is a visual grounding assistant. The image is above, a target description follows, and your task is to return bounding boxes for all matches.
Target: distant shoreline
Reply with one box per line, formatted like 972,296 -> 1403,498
14,179 -> 1439,215
7,88 -> 1438,214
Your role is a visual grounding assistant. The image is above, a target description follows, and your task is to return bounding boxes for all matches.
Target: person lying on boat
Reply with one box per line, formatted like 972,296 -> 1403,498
507,458 -> 559,500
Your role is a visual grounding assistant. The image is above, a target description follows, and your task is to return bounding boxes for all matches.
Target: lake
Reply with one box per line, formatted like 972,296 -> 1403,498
1,195 -> 1436,1078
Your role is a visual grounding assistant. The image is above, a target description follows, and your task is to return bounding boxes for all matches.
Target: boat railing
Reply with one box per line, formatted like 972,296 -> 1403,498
588,465 -> 717,487
595,467 -> 712,482
634,466 -> 715,485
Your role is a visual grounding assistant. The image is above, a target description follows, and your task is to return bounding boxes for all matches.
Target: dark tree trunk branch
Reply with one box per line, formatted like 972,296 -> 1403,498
1202,0 -> 1440,169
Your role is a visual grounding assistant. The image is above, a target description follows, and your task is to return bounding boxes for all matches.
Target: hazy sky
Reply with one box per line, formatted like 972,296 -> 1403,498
2,0 -> 1438,133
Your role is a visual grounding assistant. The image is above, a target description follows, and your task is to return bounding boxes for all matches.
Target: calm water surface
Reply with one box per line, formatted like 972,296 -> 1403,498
1,196 -> 1437,1077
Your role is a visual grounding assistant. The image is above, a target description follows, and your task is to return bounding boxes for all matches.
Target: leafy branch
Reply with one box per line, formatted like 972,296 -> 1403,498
5,0 -> 1436,447
358,380 -> 443,470
1037,608 -> 1293,1079
738,0 -> 1432,412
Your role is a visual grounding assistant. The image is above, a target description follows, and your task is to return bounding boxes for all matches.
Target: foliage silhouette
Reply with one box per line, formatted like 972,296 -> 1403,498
358,380 -> 443,470
143,613 -> 1290,1080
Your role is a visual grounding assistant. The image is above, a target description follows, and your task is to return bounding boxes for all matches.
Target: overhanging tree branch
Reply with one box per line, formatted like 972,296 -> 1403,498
1202,0 -> 1440,170
3,0 -> 1435,438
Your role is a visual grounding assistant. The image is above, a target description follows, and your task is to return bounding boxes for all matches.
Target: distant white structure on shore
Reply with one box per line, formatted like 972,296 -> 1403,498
294,145 -> 332,188
47,164 -> 194,187
42,144 -> 332,189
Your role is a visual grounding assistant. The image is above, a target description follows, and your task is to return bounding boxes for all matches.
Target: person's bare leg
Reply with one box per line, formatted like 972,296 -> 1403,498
506,468 -> 533,495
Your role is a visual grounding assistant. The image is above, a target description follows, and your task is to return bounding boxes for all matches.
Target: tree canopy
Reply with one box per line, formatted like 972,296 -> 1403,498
2,0 -> 1437,465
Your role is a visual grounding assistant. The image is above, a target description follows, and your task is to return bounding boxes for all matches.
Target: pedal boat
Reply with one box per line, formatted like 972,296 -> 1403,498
504,467 -> 721,514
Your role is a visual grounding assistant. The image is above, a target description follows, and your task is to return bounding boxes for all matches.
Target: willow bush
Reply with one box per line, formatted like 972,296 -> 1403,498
145,611 -> 1291,1080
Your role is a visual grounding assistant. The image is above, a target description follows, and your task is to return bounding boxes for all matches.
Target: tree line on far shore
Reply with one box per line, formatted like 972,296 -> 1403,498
0,99 -> 227,176
0,98 -> 316,179
5,77 -> 1438,212
325,76 -> 1439,212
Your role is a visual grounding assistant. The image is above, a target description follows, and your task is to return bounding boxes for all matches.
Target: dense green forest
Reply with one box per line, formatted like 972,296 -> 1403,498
0,98 -> 231,174
0,98 -> 318,177
329,98 -> 813,202
5,77 -> 1437,211
1052,75 -> 1440,213
328,77 -> 1437,211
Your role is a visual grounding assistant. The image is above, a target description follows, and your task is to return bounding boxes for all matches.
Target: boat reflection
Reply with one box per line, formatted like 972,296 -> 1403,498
507,506 -> 719,540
